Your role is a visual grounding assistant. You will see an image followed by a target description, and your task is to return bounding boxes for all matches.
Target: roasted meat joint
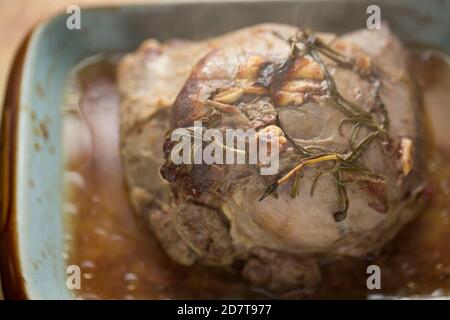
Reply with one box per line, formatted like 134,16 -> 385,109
119,24 -> 427,293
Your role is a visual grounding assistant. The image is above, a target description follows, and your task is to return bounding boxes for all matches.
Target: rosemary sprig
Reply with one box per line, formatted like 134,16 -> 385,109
259,153 -> 341,201
184,126 -> 247,156
261,29 -> 390,222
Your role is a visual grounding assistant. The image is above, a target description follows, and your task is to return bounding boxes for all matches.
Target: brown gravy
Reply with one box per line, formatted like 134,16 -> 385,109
63,51 -> 450,299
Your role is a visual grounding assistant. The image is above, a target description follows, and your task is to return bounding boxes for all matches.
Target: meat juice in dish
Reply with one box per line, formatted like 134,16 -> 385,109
63,31 -> 450,299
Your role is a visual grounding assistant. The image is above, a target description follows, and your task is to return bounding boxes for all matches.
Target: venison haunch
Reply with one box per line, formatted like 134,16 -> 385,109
119,24 -> 427,292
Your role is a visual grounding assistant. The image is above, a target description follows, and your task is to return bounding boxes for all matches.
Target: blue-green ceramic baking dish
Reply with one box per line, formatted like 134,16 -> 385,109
0,0 -> 449,299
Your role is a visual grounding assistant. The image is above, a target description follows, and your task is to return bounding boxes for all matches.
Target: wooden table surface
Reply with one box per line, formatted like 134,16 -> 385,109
0,0 -> 168,104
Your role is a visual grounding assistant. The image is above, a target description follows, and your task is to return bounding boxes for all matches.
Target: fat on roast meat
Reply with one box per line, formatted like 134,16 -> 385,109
119,24 -> 427,292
